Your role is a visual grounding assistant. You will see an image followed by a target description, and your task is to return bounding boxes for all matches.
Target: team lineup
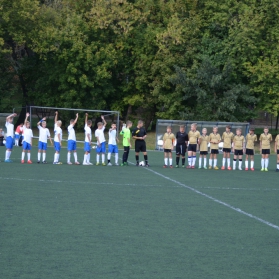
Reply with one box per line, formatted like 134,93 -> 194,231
2,113 -> 279,171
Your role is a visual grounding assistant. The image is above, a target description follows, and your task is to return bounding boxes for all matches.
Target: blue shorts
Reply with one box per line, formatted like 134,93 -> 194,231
38,141 -> 47,151
23,142 -> 31,151
84,142 -> 91,152
54,141 -> 61,152
96,142 -> 106,153
108,144 -> 118,153
68,140 -> 77,151
5,136 -> 13,149
15,134 -> 20,139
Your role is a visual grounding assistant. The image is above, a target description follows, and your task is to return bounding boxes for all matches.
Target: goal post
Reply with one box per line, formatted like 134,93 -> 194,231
155,119 -> 250,150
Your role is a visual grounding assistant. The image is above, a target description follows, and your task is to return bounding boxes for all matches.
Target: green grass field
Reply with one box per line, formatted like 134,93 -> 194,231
1,146 -> 279,279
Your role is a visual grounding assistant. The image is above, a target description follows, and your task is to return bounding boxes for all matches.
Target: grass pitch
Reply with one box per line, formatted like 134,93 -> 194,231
1,146 -> 279,279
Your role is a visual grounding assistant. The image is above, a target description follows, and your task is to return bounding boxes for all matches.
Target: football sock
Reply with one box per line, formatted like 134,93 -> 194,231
115,153 -> 118,164
209,159 -> 212,166
277,163 -> 279,169
182,158 -> 185,165
144,155 -> 148,164
38,153 -> 41,161
57,154 -> 60,162
42,153 -> 46,162
107,153 -> 111,161
74,152 -> 78,162
176,157 -> 179,165
54,154 -> 56,162
102,154 -> 105,163
239,159 -> 242,168
222,158 -> 226,167
204,157 -> 207,167
126,148 -> 130,161
122,152 -> 126,163
251,161 -> 254,169
245,160 -> 248,168
6,150 -> 11,160
188,156 -> 192,166
227,158 -> 230,168
27,153 -> 31,160
67,153 -> 71,163
199,158 -> 202,168
261,158 -> 264,168
192,156 -> 196,166
164,158 -> 168,165
83,154 -> 87,163
21,152 -> 25,161
265,158 -> 269,168
96,154 -> 100,163
214,159 -> 217,167
88,153 -> 91,163
169,159 -> 172,166
233,159 -> 236,169
136,155 -> 139,163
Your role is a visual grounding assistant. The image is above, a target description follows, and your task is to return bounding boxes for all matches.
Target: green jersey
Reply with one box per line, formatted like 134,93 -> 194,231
120,128 -> 131,146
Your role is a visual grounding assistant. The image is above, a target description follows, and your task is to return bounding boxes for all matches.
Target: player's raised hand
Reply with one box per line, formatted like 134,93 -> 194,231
55,111 -> 58,115
13,113 -> 17,116
42,117 -> 46,121
101,115 -> 104,120
76,113 -> 79,117
85,113 -> 88,117
26,113 -> 30,117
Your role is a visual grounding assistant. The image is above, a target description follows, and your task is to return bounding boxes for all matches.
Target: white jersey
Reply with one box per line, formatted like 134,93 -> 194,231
68,124 -> 76,141
84,125 -> 92,142
108,129 -> 117,145
5,122 -> 14,137
95,127 -> 106,143
38,125 -> 50,143
23,126 -> 33,144
54,124 -> 62,142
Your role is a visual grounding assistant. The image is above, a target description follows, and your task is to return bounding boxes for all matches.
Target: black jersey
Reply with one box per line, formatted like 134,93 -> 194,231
176,131 -> 188,145
132,127 -> 146,140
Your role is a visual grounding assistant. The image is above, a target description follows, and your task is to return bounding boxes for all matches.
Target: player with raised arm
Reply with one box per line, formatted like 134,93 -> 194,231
175,125 -> 188,168
187,123 -> 201,168
107,122 -> 119,166
37,117 -> 53,164
221,126 -> 234,170
21,113 -> 33,164
232,129 -> 245,170
162,126 -> 175,168
120,121 -> 132,166
4,112 -> 17,162
53,111 -> 63,164
95,115 -> 107,166
259,127 -> 272,171
245,128 -> 257,171
83,113 -> 93,165
208,126 -> 221,170
199,128 -> 209,169
67,113 -> 80,165
132,120 -> 149,167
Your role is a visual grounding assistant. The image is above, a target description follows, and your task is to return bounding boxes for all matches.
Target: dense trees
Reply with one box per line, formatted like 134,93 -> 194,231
1,0 -> 279,127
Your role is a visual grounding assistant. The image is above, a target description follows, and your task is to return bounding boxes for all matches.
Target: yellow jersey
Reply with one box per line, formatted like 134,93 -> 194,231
209,133 -> 221,150
222,132 -> 234,148
188,130 -> 201,144
245,133 -> 257,150
233,135 -> 245,150
199,135 -> 209,152
275,135 -> 279,149
259,133 -> 272,149
163,132 -> 175,149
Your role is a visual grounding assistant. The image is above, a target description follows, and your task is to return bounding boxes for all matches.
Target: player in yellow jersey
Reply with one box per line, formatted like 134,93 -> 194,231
245,128 -> 257,171
259,127 -> 272,171
198,128 -> 209,169
275,133 -> 279,172
221,126 -> 234,170
162,126 -> 175,168
208,126 -> 221,170
232,129 -> 245,170
187,123 -> 201,168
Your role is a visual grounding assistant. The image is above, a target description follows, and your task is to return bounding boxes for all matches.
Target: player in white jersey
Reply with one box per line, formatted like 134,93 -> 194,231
107,122 -> 119,166
83,113 -> 93,165
95,115 -> 107,166
4,112 -> 17,163
53,111 -> 63,164
21,113 -> 33,164
67,113 -> 80,165
37,117 -> 53,164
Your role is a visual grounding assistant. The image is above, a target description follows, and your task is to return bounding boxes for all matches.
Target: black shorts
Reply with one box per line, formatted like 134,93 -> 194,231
277,150 -> 279,155
211,149 -> 219,154
223,148 -> 231,153
164,149 -> 172,153
200,151 -> 208,155
245,148 -> 254,155
176,144 -> 187,156
262,149 -> 270,155
234,149 -> 243,156
188,144 -> 197,152
135,140 -> 146,152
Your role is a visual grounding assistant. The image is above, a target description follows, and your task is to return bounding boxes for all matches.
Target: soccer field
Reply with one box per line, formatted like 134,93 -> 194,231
1,147 -> 279,279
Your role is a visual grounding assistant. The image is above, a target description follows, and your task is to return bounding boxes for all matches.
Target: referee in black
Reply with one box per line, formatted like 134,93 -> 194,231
132,120 -> 150,167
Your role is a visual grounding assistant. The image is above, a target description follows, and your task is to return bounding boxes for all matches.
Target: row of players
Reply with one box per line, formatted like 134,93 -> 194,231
163,123 -> 279,171
3,112 -> 150,166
